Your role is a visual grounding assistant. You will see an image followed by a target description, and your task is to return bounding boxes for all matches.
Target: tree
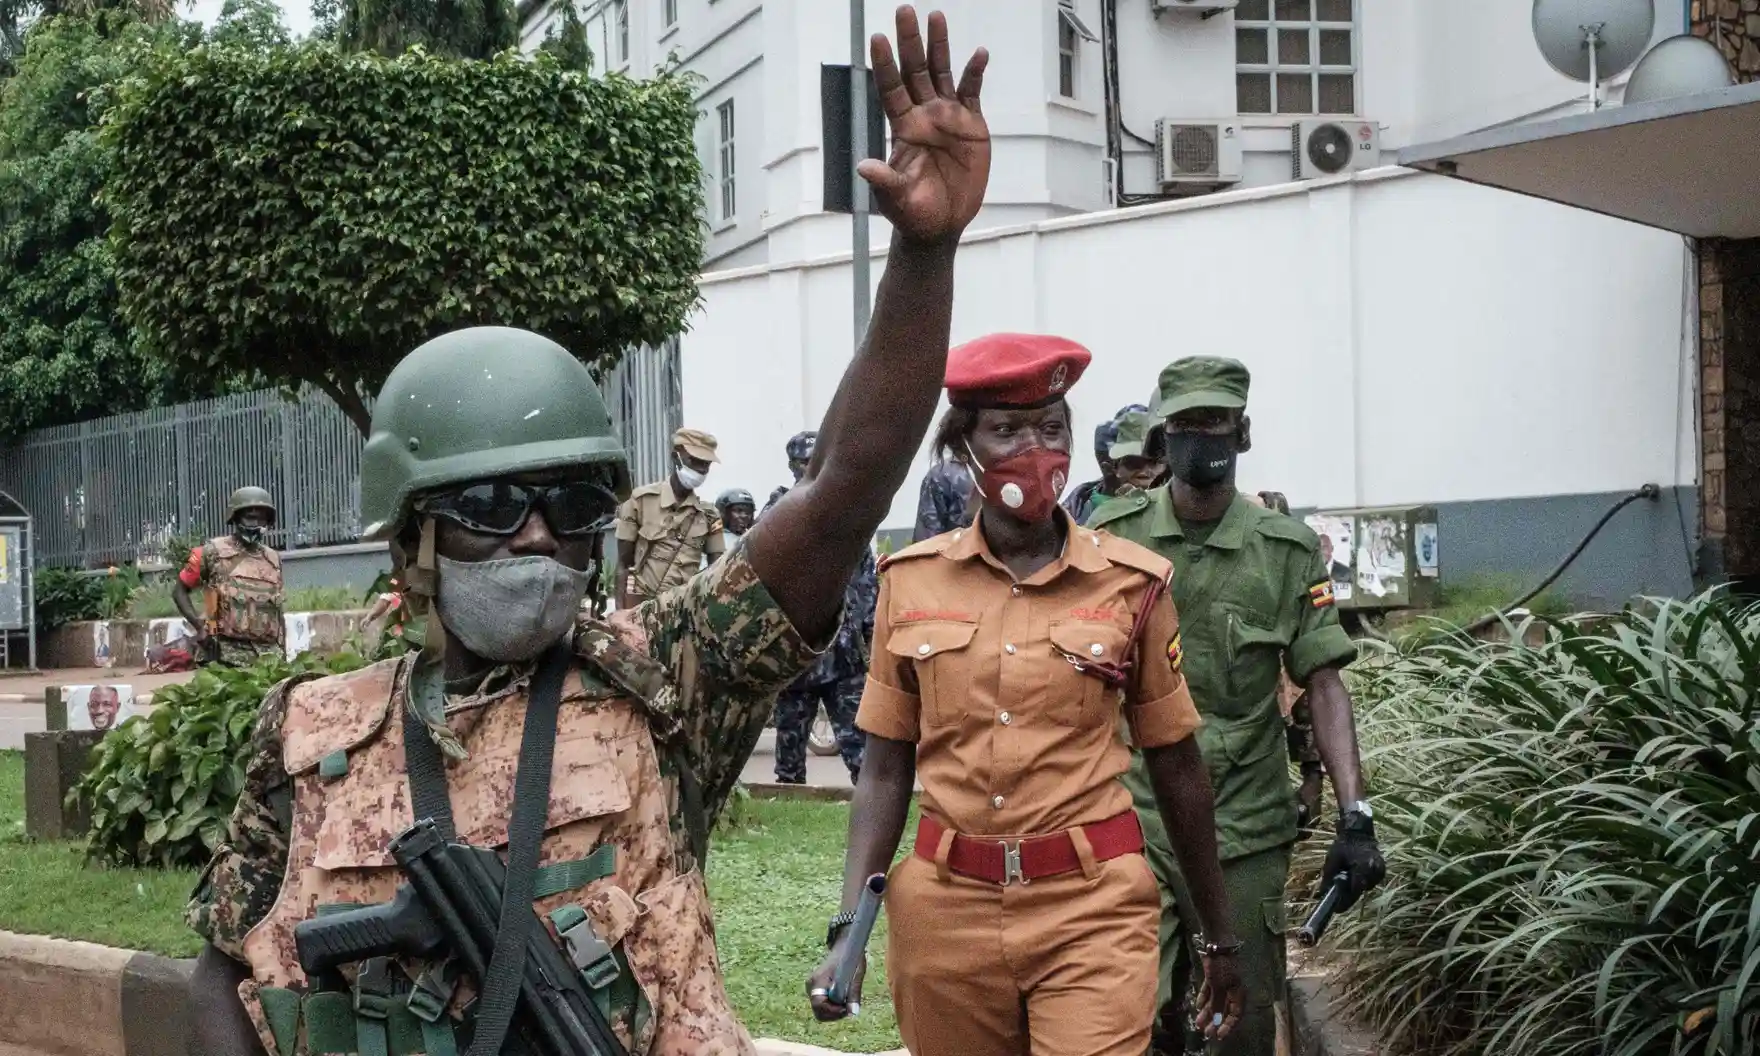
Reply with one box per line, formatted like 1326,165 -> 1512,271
330,0 -> 516,59
208,0 -> 288,51
1,0 -> 171,78
103,44 -> 705,436
0,12 -> 220,436
537,0 -> 589,72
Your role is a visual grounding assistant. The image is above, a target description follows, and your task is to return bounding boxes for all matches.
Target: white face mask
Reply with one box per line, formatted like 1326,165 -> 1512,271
436,554 -> 594,662
676,464 -> 708,491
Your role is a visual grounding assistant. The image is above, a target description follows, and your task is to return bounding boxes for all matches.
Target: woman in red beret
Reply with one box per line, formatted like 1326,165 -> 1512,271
808,332 -> 1245,1054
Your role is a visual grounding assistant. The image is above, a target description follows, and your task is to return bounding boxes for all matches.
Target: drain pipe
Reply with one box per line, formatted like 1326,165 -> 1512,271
1459,483 -> 1662,636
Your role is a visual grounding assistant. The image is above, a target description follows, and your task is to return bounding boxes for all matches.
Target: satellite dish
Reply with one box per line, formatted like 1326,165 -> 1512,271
1623,34 -> 1735,105
1532,0 -> 1656,109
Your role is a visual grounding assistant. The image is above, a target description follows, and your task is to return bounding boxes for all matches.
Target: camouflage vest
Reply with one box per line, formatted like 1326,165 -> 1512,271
206,536 -> 285,644
235,648 -> 753,1056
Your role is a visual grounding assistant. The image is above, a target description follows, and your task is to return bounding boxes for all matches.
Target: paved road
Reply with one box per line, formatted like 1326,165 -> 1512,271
739,728 -> 862,790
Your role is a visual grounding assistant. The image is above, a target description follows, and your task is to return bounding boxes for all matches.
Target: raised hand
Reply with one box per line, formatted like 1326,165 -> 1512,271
860,6 -> 990,245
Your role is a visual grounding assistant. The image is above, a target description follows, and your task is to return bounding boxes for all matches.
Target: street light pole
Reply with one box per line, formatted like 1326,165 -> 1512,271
850,0 -> 871,349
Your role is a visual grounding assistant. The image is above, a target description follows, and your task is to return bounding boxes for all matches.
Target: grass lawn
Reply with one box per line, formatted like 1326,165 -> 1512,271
0,751 -> 905,1052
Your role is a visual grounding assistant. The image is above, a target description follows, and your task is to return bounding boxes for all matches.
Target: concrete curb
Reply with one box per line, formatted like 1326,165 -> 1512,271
1290,970 -> 1382,1056
0,930 -> 898,1056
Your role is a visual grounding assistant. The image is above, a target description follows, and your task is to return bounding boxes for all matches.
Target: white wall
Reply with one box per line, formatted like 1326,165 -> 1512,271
679,168 -> 1693,531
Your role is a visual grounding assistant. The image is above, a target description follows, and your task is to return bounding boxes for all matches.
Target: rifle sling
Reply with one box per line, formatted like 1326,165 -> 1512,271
402,643 -> 572,1056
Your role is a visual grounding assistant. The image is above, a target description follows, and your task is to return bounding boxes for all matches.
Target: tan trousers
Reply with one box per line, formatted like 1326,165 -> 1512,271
884,846 -> 1160,1056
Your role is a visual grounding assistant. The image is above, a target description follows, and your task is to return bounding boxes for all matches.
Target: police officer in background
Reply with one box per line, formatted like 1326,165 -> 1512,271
1062,403 -> 1150,524
173,486 -> 286,667
1088,356 -> 1385,1056
764,431 -> 877,785
909,454 -> 975,542
765,431 -> 818,515
716,488 -> 757,553
615,427 -> 724,608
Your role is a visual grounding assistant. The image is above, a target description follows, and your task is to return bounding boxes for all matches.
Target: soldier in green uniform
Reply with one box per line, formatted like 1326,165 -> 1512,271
1087,357 -> 1385,1056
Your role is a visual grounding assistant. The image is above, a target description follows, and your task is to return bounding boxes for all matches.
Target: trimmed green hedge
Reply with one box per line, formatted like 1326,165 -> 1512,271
102,43 -> 704,428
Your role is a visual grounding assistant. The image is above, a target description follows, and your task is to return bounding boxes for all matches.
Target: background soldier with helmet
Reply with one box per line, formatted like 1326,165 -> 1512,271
715,488 -> 757,554
763,428 -> 877,785
764,430 -> 818,515
173,486 -> 285,667
183,7 -> 994,1052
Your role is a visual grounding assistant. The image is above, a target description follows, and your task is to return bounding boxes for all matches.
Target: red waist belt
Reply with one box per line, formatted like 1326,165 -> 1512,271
914,810 -> 1144,885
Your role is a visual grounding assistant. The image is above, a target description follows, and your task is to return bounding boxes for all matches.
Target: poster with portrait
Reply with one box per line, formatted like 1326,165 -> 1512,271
285,612 -> 314,660
1415,523 -> 1439,577
65,683 -> 138,733
1304,514 -> 1356,603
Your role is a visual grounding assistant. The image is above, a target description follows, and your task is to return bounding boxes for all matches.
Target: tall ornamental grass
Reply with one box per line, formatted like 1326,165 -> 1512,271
1325,592 -> 1758,1056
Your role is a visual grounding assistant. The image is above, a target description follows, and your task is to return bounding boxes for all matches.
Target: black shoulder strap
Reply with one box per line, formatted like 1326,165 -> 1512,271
402,643 -> 571,1056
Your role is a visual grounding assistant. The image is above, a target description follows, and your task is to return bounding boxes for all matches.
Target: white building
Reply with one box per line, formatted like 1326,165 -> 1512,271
522,0 -> 1703,607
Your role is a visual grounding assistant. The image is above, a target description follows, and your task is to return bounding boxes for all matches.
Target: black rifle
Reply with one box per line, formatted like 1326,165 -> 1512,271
294,818 -> 630,1056
1297,872 -> 1350,947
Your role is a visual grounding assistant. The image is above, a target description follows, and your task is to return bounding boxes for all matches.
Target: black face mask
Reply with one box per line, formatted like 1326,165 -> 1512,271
236,525 -> 265,546
1165,432 -> 1237,488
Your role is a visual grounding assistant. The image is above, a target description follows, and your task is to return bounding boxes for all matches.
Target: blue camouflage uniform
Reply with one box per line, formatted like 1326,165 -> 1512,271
761,484 -> 879,783
911,459 -> 975,542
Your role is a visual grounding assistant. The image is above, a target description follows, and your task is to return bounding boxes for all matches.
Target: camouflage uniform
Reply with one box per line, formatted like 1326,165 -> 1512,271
762,485 -> 877,784
187,328 -> 830,1056
911,459 -> 975,543
179,534 -> 286,667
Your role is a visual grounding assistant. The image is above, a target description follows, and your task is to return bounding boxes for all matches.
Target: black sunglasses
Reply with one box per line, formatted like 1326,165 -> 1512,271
418,480 -> 619,538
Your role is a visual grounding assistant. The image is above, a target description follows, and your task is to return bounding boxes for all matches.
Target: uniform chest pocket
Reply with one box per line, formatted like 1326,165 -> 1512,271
885,620 -> 978,727
310,733 -> 635,873
1219,610 -> 1289,720
1047,621 -> 1129,727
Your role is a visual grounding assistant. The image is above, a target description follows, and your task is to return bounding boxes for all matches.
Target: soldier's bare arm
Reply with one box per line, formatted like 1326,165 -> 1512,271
615,539 -> 637,609
743,6 -> 990,643
1304,667 -> 1364,806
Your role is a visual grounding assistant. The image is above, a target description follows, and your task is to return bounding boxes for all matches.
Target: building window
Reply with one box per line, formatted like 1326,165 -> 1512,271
716,99 -> 737,222
1056,0 -> 1096,99
615,0 -> 629,63
1235,0 -> 1356,116
663,0 -> 677,29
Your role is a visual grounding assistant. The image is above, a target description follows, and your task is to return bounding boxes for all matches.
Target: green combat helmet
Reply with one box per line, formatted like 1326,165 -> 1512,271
357,326 -> 632,757
226,486 -> 277,525
359,326 -> 632,542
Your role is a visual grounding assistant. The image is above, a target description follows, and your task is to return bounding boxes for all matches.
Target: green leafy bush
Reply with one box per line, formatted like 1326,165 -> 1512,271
33,566 -> 104,629
102,42 -> 704,435
1325,593 -> 1759,1056
75,649 -> 372,868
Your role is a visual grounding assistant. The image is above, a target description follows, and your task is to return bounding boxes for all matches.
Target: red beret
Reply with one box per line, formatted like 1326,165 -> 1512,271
944,333 -> 1092,409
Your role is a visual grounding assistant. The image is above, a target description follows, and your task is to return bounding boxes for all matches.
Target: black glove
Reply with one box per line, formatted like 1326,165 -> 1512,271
1321,810 -> 1385,912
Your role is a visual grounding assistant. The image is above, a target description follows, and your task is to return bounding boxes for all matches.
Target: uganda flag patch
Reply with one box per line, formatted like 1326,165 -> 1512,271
1167,633 -> 1184,672
1309,580 -> 1336,609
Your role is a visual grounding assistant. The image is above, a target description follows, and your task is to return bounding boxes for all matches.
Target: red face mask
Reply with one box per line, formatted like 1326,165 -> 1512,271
968,445 -> 1071,523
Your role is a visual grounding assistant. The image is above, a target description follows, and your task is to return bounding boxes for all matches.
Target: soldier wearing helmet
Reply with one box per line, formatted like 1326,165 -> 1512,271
763,430 -> 818,515
172,485 -> 286,667
762,431 -> 876,786
184,7 -> 995,1053
715,488 -> 757,550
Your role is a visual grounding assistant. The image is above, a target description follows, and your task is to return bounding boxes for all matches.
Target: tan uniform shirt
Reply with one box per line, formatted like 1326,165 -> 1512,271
616,479 -> 725,599
857,512 -> 1201,838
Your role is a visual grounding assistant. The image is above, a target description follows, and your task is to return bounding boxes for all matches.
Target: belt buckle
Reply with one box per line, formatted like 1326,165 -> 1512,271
999,840 -> 1028,887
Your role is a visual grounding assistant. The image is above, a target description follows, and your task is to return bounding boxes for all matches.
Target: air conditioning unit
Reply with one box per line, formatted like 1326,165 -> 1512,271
1291,119 -> 1381,179
1151,0 -> 1238,13
1156,120 -> 1243,188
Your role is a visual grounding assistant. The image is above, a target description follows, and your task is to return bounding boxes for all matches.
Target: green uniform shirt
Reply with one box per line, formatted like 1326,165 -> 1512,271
1087,488 -> 1356,861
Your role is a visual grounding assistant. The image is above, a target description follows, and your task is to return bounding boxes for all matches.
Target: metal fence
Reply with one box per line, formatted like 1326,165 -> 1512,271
0,341 -> 683,570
